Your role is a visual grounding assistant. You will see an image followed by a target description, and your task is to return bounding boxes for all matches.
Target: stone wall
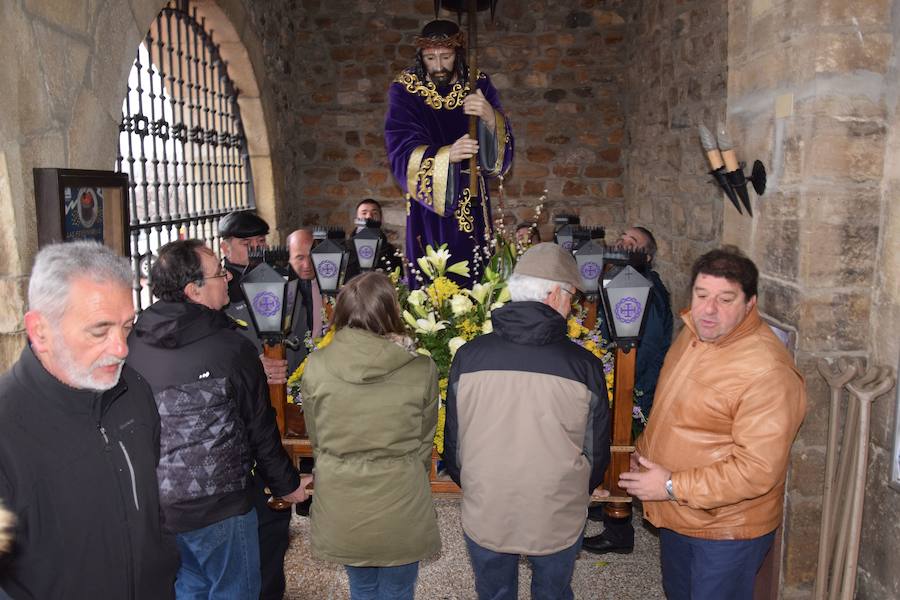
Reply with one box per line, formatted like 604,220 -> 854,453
240,0 -> 630,244
726,0 -> 900,597
623,0 -> 729,314
0,0 -> 167,367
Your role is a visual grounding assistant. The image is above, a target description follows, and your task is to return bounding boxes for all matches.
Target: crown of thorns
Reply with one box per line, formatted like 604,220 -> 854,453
414,31 -> 465,49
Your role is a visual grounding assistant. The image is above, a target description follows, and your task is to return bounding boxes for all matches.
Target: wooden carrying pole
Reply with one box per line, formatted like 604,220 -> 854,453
263,341 -> 288,436
602,346 -> 636,516
467,0 -> 478,198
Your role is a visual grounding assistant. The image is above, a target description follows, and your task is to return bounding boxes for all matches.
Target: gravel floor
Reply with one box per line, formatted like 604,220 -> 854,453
283,499 -> 665,599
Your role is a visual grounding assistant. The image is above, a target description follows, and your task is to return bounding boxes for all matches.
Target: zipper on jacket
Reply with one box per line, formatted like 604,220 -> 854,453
118,441 -> 141,512
98,424 -> 110,446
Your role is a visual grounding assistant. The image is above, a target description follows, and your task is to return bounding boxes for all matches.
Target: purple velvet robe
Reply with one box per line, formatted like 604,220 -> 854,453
385,70 -> 514,288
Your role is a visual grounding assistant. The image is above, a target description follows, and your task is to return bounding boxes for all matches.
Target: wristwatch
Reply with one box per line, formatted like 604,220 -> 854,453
665,478 -> 677,501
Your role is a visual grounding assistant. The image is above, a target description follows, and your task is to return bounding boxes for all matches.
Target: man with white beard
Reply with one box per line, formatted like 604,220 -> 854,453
0,241 -> 179,599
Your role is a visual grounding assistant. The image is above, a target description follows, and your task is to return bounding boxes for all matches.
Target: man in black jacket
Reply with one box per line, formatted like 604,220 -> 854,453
0,241 -> 179,599
128,239 -> 310,598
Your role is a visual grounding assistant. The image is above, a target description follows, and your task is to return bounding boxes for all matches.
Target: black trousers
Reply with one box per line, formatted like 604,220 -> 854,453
252,472 -> 292,600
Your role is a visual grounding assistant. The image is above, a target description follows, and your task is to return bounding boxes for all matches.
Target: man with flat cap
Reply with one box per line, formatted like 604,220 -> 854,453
443,243 -> 610,599
216,210 -> 303,600
385,19 -> 514,287
218,210 -> 269,304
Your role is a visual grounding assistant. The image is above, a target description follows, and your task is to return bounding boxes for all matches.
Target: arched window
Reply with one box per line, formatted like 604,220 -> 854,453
117,0 -> 253,309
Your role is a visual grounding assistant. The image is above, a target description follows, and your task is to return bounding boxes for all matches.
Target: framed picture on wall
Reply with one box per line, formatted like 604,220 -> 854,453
33,168 -> 130,255
889,353 -> 900,492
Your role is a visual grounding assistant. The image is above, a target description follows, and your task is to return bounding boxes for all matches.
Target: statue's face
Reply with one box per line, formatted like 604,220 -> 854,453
422,46 -> 456,86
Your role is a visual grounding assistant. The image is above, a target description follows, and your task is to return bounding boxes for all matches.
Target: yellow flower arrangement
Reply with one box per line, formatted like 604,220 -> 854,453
287,326 -> 335,405
426,276 -> 461,308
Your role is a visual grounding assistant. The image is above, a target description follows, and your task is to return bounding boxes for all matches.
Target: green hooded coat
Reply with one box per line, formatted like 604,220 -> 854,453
300,327 -> 441,566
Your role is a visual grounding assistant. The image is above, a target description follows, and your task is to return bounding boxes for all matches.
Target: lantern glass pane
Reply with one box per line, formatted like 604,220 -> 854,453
313,252 -> 342,292
242,281 -> 286,334
282,278 -> 299,333
605,286 -> 650,339
354,238 -> 378,270
574,254 -> 602,293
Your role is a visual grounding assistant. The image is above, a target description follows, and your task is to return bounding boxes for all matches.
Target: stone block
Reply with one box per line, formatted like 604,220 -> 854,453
0,276 -> 26,333
24,0 -> 89,34
781,496 -> 820,586
815,32 -> 892,76
805,115 -> 886,183
799,219 -> 877,288
798,290 -> 871,353
817,0 -> 891,26
0,332 -> 26,373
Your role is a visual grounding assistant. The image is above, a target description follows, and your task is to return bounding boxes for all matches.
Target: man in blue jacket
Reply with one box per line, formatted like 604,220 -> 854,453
583,226 -> 673,555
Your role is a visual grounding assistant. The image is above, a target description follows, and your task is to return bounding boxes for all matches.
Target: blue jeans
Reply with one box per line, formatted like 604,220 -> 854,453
659,528 -> 775,600
345,562 -> 419,600
174,509 -> 261,600
464,532 -> 583,600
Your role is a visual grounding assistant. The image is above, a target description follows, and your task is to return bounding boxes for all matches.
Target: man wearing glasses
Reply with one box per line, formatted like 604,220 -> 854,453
128,239 -> 311,599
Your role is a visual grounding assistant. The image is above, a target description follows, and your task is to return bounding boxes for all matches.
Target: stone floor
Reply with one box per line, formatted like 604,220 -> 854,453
284,499 -> 665,599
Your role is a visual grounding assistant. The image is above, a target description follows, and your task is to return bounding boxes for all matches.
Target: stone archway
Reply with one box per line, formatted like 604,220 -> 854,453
190,0 -> 281,238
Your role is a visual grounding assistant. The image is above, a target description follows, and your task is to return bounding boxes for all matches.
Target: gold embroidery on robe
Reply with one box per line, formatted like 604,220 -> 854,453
394,71 -> 484,111
432,146 -> 452,217
414,158 -> 436,207
406,145 -> 428,195
455,187 -> 474,233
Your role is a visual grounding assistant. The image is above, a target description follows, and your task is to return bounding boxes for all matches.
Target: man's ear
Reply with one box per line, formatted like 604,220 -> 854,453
746,294 -> 758,314
219,238 -> 230,258
24,311 -> 49,354
184,281 -> 201,303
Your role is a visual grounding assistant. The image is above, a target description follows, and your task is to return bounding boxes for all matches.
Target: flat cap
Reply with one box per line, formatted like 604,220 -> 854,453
218,211 -> 269,239
514,242 -> 584,292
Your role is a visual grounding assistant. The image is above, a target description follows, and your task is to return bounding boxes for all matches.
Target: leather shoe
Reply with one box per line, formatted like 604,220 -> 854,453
581,533 -> 633,555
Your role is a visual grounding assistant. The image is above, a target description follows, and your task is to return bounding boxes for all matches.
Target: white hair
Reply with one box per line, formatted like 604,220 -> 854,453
29,241 -> 133,324
507,273 -> 568,303
0,499 -> 13,555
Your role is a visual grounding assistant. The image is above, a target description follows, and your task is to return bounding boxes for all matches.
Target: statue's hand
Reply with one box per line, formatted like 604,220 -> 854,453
463,89 -> 496,130
449,134 -> 479,164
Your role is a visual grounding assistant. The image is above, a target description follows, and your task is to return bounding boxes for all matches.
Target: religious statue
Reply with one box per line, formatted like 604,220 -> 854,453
385,19 -> 514,287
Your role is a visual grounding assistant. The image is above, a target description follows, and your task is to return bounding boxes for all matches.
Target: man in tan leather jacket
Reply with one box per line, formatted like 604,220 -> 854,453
620,246 -> 806,600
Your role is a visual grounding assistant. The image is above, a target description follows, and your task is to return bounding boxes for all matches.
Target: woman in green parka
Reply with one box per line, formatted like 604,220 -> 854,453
300,272 -> 441,599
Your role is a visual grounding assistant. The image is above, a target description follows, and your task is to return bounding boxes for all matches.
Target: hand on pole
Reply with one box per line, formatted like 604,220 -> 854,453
463,89 -> 496,131
281,474 -> 315,504
259,354 -> 288,385
619,455 -> 671,501
449,134 -> 479,164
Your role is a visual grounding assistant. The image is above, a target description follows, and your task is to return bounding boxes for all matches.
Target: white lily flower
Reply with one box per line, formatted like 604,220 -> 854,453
416,256 -> 435,279
450,294 -> 474,316
402,310 -> 419,329
482,319 -> 493,334
448,336 -> 467,358
496,285 -> 511,304
468,282 -> 494,305
407,289 -> 427,307
416,347 -> 432,356
415,312 -> 449,334
490,301 -> 506,310
426,245 -> 452,273
446,260 -> 470,278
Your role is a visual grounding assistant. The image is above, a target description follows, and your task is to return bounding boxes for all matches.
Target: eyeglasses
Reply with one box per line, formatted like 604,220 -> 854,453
204,268 -> 229,280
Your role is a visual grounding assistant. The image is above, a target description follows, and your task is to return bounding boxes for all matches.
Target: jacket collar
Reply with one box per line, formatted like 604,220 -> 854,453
492,301 -> 568,346
17,343 -> 127,418
679,306 -> 763,348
